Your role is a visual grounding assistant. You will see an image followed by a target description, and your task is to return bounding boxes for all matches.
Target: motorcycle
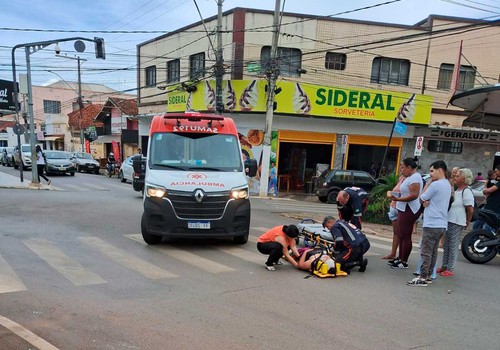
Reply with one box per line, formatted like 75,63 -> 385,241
461,209 -> 500,264
105,163 -> 119,178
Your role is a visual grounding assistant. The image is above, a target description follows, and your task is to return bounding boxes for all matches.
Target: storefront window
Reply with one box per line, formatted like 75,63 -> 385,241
427,140 -> 463,154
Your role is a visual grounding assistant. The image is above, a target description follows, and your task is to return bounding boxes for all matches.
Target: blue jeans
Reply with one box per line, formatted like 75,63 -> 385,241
268,178 -> 278,195
472,220 -> 493,233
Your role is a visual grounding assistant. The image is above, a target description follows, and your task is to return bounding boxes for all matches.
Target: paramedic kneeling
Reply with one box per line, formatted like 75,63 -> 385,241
336,187 -> 369,230
322,216 -> 370,272
257,225 -> 300,271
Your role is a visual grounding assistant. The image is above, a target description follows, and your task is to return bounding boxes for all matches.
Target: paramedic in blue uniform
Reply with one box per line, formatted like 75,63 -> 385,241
336,187 -> 369,230
322,216 -> 370,272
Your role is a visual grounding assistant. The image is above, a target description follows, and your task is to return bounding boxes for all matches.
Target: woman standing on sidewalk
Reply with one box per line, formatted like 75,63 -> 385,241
388,157 -> 423,269
36,145 -> 51,185
438,168 -> 474,277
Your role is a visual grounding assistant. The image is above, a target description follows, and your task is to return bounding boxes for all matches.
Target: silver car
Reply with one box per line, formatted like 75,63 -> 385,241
119,156 -> 134,183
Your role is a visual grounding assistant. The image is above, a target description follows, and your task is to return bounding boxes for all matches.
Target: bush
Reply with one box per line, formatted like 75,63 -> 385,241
364,173 -> 398,225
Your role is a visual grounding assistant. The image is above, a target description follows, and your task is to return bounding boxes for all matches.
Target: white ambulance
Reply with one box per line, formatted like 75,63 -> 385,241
141,112 -> 251,244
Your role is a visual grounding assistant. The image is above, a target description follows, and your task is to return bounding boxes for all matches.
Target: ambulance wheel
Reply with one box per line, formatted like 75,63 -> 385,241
141,215 -> 162,245
327,190 -> 339,204
233,233 -> 249,244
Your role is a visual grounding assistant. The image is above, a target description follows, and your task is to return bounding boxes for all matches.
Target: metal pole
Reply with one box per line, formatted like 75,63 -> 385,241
215,0 -> 224,114
77,57 -> 85,152
11,47 -> 24,182
25,46 -> 39,185
259,0 -> 281,197
378,117 -> 397,179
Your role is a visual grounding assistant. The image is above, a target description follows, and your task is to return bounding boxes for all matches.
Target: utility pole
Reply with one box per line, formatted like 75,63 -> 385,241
215,0 -> 224,114
259,0 -> 281,197
77,57 -> 85,152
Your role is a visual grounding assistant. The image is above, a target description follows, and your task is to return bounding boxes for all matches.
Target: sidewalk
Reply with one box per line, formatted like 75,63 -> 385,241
0,171 -> 51,190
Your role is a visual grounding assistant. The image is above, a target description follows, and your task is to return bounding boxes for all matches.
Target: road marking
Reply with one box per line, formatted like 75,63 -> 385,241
216,246 -> 263,264
125,234 -> 235,273
81,182 -> 108,191
106,182 -> 131,189
0,315 -> 60,350
79,237 -> 177,279
23,238 -> 106,286
61,183 -> 88,191
250,226 -> 269,233
0,254 -> 27,294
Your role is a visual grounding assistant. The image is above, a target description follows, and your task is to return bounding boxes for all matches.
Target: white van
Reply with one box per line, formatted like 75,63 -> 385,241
141,112 -> 251,244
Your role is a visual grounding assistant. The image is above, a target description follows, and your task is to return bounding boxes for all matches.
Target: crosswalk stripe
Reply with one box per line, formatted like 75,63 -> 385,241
79,237 -> 177,279
0,254 -> 27,294
124,234 -> 235,273
62,183 -> 88,191
81,183 -> 108,191
23,239 -> 106,286
216,246 -> 263,264
250,226 -> 269,232
106,182 -> 130,189
0,315 -> 60,350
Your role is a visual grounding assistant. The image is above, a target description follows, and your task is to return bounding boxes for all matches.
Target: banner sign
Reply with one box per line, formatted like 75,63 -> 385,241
112,141 -> 121,165
166,80 -> 433,125
0,79 -> 17,111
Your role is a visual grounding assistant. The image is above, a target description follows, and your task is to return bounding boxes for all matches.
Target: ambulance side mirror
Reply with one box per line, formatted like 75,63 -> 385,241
245,158 -> 257,177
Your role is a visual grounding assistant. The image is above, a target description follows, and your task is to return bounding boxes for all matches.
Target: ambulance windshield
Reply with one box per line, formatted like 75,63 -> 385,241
150,132 -> 243,172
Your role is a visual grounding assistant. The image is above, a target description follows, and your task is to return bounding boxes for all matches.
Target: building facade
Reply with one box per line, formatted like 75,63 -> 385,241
136,7 -> 500,190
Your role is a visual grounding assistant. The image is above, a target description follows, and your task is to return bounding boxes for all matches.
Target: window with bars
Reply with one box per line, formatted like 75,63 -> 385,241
189,53 -> 205,80
427,140 -> 463,154
145,66 -> 156,86
325,52 -> 346,70
167,59 -> 180,83
260,46 -> 302,77
370,57 -> 410,86
43,100 -> 61,114
437,63 -> 476,91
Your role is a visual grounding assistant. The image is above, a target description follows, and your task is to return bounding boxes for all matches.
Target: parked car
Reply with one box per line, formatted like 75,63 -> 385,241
71,152 -> 100,174
13,144 -> 32,170
469,180 -> 487,207
315,169 -> 379,203
118,156 -> 134,183
132,154 -> 146,192
45,151 -> 76,176
1,147 -> 15,166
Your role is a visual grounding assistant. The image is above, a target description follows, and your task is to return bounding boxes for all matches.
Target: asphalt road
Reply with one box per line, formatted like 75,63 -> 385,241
0,168 -> 499,350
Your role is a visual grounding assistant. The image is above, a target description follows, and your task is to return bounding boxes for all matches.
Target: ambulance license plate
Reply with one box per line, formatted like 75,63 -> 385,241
188,221 -> 210,229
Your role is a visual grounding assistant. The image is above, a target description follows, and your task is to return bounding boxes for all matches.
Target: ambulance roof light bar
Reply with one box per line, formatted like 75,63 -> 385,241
162,112 -> 224,127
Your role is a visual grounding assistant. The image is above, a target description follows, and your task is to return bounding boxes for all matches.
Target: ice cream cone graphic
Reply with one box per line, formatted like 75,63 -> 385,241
222,80 -> 236,111
204,81 -> 216,111
397,94 -> 416,123
293,83 -> 311,114
239,80 -> 259,111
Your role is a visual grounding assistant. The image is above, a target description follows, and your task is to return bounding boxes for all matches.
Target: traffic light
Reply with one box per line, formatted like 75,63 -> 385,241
94,37 -> 105,59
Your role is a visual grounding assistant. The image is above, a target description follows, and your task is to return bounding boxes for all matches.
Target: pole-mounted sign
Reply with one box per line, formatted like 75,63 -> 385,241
414,136 -> 424,156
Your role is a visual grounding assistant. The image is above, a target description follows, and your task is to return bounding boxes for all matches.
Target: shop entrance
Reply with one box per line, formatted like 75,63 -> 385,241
277,142 -> 332,192
347,144 -> 399,177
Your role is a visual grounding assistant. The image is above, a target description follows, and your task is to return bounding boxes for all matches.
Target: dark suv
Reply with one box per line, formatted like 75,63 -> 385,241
315,169 -> 379,204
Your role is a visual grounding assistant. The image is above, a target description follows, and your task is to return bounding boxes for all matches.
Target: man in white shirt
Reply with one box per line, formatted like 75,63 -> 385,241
407,160 -> 451,287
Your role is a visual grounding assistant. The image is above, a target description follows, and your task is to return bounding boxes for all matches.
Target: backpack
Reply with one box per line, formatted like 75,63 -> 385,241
462,187 -> 479,222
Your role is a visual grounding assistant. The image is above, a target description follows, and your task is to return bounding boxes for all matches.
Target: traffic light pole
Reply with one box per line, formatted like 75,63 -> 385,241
11,37 -> 105,184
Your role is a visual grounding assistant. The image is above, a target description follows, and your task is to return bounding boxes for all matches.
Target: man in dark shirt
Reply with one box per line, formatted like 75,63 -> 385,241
322,216 -> 370,272
483,165 -> 500,214
336,187 -> 369,230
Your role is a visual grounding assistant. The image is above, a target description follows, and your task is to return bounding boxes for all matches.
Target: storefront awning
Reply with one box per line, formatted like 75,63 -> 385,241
44,136 -> 63,141
95,135 -> 120,143
450,84 -> 500,129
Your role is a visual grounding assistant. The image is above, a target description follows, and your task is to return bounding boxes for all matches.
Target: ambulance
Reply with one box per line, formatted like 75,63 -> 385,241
141,112 -> 251,244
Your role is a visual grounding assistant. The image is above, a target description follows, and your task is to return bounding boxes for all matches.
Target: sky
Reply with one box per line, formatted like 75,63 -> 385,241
0,0 -> 498,94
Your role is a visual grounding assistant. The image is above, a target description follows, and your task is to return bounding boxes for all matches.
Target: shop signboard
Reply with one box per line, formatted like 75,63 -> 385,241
0,79 -> 17,111
394,121 -> 407,135
166,80 -> 433,125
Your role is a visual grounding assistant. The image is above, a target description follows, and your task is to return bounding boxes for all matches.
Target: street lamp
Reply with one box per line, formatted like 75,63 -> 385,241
11,37 -> 105,185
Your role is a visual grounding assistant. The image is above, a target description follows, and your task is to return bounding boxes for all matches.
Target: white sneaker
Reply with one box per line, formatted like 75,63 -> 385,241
265,265 -> 275,271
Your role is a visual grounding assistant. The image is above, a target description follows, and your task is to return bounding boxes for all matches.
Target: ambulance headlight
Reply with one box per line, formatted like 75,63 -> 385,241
146,185 -> 167,198
231,186 -> 249,199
